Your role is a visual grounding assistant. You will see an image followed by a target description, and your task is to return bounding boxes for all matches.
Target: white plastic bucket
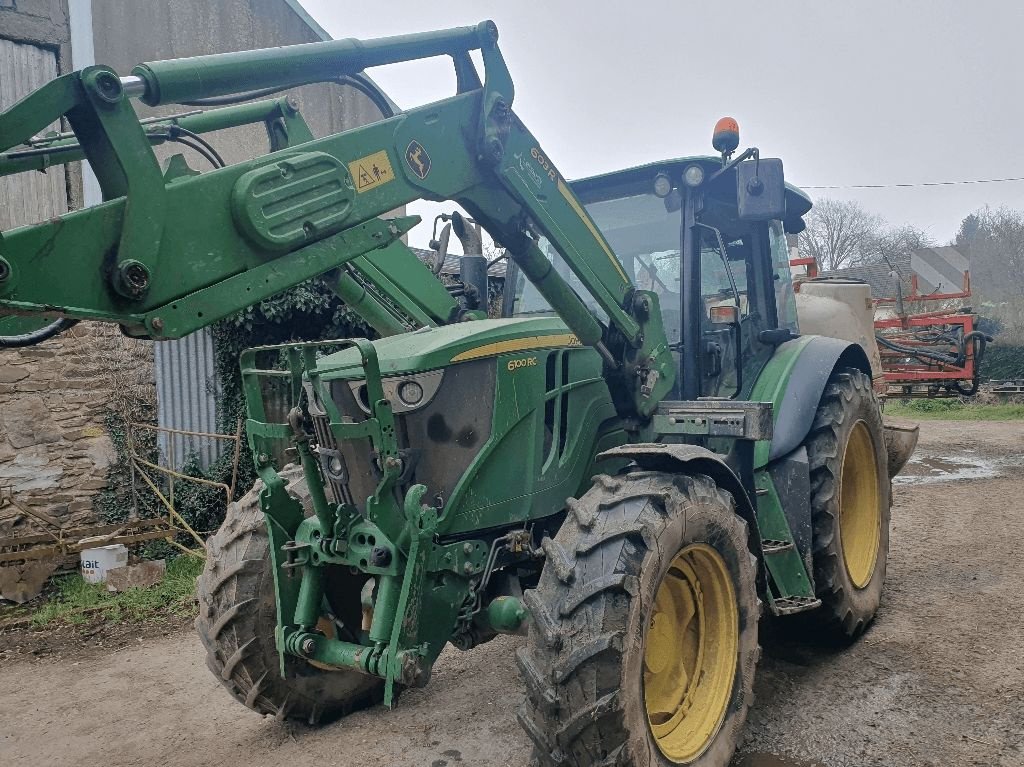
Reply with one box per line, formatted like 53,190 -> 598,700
80,543 -> 129,584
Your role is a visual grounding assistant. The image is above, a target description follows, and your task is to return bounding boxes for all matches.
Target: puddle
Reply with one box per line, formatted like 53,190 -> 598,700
734,754 -> 826,767
894,451 -> 1000,485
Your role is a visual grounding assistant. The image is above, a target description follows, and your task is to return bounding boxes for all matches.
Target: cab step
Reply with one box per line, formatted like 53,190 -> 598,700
761,538 -> 794,554
771,595 -> 822,616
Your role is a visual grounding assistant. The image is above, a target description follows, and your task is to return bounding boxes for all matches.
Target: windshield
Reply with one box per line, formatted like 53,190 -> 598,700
512,192 -> 679,321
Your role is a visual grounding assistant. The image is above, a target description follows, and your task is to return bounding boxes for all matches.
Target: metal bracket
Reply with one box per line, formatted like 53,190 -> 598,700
653,400 -> 774,440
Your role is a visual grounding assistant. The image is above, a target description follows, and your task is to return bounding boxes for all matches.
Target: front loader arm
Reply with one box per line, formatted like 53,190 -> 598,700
0,20 -> 673,418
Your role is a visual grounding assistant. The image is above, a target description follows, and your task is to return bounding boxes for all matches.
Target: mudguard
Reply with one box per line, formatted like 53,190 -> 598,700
751,335 -> 872,468
597,443 -> 767,590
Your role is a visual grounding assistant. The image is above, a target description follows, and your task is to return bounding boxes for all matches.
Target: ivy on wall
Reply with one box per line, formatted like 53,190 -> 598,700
168,266 -> 505,537
210,279 -> 373,500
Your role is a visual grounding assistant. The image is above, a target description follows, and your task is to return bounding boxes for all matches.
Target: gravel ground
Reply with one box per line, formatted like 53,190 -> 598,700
1,419 -> 1021,767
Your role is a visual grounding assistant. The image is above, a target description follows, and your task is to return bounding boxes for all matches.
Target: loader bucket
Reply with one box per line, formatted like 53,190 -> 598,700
882,416 -> 919,478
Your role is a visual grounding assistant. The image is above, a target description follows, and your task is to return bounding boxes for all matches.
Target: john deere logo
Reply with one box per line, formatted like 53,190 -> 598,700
405,140 -> 431,180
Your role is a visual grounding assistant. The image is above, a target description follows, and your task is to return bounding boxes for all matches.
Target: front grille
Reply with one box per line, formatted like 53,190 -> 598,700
311,358 -> 496,511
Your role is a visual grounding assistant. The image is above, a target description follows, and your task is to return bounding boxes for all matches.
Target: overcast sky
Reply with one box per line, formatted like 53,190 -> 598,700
304,0 -> 1024,248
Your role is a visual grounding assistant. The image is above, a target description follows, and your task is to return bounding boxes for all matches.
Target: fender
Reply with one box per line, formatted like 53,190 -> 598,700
597,442 -> 768,594
751,334 -> 872,468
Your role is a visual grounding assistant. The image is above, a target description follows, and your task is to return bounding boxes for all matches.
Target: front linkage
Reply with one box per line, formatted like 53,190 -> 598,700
241,340 -> 530,706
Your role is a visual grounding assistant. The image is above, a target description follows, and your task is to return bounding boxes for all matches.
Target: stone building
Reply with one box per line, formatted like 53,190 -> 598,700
0,0 -> 385,535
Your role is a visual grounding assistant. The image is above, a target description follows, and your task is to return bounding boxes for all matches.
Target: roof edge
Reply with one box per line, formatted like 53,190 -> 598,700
282,0 -> 332,41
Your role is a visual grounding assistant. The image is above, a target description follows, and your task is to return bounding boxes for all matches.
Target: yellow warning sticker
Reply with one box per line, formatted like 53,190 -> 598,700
348,150 -> 395,193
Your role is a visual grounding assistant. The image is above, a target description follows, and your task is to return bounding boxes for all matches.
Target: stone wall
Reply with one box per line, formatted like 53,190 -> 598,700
0,324 -> 155,533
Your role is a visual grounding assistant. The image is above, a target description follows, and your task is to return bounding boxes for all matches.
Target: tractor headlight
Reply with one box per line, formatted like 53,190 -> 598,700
342,369 -> 445,415
398,380 -> 424,406
683,164 -> 705,188
653,172 -> 673,198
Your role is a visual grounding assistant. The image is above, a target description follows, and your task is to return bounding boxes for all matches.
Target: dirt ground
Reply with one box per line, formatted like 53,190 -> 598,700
1,419 -> 1021,767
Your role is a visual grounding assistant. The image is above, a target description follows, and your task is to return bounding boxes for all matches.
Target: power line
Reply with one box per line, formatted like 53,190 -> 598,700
801,176 -> 1024,190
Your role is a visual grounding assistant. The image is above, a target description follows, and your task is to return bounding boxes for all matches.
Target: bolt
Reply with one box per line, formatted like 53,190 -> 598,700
91,71 -> 123,104
463,562 -> 473,574
115,260 -> 151,299
258,452 -> 270,465
150,317 -> 164,333
300,637 -> 317,656
286,96 -> 300,113
369,546 -> 392,568
482,20 -> 499,44
463,542 -> 473,555
125,263 -> 148,288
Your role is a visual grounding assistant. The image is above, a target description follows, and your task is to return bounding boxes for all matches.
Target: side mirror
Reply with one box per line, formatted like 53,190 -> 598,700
737,157 -> 786,221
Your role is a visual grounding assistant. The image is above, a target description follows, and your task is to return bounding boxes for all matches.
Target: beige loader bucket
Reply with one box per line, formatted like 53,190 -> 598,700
883,416 -> 919,479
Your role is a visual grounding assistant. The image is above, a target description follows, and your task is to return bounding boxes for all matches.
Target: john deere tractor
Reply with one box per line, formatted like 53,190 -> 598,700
0,22 -> 916,767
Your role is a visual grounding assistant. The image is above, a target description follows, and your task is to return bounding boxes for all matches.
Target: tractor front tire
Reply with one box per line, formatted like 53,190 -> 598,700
804,367 -> 891,640
196,466 -> 383,724
516,471 -> 759,767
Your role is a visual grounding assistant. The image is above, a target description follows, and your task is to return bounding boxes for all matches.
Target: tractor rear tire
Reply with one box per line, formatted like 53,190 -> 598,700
804,367 -> 891,640
196,466 -> 383,723
516,471 -> 759,767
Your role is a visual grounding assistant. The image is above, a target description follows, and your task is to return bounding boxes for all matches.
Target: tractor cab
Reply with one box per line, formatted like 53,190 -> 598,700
508,128 -> 812,401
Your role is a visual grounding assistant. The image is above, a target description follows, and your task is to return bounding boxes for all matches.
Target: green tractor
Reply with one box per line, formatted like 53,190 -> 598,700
0,22 -> 916,766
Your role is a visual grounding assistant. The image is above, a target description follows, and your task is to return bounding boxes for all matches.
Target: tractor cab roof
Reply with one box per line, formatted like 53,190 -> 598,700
570,156 -> 812,234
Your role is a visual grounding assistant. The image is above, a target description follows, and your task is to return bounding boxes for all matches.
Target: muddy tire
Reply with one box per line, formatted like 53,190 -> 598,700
196,466 -> 383,723
516,471 -> 759,767
804,367 -> 891,640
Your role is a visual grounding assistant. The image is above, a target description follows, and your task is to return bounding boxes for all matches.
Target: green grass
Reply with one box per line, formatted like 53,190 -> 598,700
29,555 -> 203,628
886,400 -> 1024,420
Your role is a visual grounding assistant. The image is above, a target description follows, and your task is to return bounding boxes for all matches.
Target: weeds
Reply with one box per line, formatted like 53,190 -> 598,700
885,400 -> 1024,420
29,555 -> 203,628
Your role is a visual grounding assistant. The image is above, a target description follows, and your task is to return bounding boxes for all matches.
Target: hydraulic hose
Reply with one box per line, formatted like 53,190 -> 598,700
953,331 -> 990,396
876,327 -> 992,396
0,318 -> 79,348
178,73 -> 398,119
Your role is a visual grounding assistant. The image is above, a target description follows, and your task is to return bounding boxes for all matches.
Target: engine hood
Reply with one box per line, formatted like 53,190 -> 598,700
315,317 -> 583,380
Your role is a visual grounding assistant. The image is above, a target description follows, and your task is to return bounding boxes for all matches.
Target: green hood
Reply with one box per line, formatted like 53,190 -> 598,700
316,316 -> 580,379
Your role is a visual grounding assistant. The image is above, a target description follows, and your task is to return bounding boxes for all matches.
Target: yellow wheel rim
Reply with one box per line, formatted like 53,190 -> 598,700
643,543 -> 738,764
839,420 -> 881,589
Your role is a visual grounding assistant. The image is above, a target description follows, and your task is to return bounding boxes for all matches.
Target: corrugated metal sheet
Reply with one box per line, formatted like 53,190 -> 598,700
0,38 -> 69,229
154,329 -> 222,468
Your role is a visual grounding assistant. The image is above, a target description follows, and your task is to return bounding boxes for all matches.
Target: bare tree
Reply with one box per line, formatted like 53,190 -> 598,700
955,206 -> 1024,302
867,224 -> 932,268
798,199 -> 884,271
954,206 -> 1024,340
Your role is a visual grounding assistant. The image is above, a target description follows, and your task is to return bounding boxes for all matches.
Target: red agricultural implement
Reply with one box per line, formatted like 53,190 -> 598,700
792,252 -> 990,398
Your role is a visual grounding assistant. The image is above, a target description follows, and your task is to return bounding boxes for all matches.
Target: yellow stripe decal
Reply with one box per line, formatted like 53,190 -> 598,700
451,333 -> 580,363
557,178 -> 629,283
